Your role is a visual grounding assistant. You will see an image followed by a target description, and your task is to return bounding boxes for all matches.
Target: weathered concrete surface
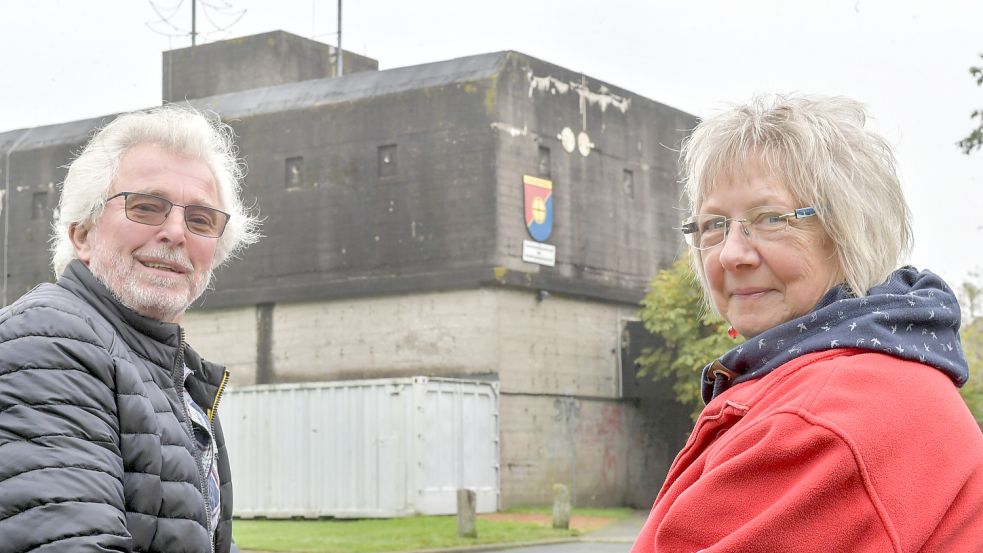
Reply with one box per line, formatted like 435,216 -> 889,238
500,395 -> 627,508
182,288 -> 686,508
551,484 -> 570,529
182,305 -> 259,385
163,29 -> 377,102
457,489 -> 478,538
184,288 -> 626,396
498,392 -> 686,508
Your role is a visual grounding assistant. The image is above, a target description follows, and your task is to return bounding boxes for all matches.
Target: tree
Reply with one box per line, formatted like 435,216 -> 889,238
958,270 -> 982,321
957,269 -> 983,428
637,261 -> 983,427
958,53 -> 983,154
636,258 -> 738,418
959,317 -> 983,428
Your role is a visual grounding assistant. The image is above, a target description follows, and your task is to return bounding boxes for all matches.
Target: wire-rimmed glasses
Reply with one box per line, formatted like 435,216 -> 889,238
680,206 -> 817,250
106,192 -> 230,238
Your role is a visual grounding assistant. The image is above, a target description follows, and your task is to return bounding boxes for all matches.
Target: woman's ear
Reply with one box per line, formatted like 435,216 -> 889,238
69,222 -> 93,264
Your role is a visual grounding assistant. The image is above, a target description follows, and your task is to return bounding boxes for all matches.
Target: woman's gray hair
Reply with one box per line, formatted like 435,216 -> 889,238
51,104 -> 261,277
682,93 -> 912,298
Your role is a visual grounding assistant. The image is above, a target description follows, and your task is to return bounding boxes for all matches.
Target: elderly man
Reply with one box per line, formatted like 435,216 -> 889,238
0,106 -> 260,552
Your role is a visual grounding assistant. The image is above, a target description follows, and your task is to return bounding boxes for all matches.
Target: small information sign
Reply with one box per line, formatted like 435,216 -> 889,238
522,240 -> 556,267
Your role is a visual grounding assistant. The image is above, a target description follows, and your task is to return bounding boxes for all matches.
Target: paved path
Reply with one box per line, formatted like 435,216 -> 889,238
581,509 -> 647,543
490,542 -> 629,553
491,509 -> 646,553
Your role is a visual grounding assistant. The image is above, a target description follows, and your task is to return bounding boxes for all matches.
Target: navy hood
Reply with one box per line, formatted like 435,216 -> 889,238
703,267 -> 968,404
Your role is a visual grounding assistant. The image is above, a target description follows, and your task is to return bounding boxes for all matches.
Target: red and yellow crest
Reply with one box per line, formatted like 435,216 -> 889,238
523,175 -> 553,242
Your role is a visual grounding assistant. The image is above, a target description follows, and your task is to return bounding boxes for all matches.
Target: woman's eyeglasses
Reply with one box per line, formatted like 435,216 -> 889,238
680,206 -> 817,250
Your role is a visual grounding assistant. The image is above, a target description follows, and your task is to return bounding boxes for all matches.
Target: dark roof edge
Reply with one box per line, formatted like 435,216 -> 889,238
185,51 -> 514,120
0,114 -> 113,154
0,48 -> 696,150
0,51 -> 516,149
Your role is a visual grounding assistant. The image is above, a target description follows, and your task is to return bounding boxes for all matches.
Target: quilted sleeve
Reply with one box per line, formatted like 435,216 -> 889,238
0,302 -> 131,552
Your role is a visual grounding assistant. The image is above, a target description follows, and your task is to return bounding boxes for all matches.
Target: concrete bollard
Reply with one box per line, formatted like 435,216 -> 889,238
457,488 -> 477,538
552,483 -> 570,529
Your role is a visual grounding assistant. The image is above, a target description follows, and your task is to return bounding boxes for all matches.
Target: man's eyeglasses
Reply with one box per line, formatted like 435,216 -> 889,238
106,192 -> 230,238
680,206 -> 817,250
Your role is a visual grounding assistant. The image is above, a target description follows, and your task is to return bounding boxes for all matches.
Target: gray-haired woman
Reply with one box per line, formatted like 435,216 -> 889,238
631,94 -> 983,552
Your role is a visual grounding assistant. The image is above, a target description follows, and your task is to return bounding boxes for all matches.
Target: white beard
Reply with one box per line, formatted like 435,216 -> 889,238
88,243 -> 212,322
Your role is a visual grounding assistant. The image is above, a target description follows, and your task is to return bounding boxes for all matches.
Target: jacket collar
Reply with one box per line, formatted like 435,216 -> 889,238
57,260 -> 226,391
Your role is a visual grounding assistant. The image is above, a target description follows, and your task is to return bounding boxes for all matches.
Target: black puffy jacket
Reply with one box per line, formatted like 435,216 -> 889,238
0,260 -> 235,552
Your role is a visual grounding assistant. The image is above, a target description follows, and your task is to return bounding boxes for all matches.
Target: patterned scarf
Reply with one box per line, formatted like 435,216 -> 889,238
703,267 -> 968,403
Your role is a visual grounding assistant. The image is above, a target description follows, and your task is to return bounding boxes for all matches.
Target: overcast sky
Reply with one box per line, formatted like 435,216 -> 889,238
1,0 -> 981,287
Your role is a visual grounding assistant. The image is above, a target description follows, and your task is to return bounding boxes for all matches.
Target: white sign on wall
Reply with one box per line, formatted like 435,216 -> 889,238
522,240 -> 556,267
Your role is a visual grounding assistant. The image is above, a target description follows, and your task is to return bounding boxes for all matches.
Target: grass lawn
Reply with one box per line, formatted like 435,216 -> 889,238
233,507 -> 630,553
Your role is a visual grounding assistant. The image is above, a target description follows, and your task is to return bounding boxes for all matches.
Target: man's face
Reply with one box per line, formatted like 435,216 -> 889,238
70,143 -> 221,323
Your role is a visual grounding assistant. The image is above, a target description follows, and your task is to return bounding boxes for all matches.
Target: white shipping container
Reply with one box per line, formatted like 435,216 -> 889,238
219,376 -> 500,518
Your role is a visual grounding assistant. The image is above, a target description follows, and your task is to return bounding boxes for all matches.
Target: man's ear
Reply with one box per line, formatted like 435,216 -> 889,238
69,222 -> 93,265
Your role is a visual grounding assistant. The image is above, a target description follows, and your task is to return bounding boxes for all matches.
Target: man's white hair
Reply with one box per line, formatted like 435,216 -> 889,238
51,105 -> 261,277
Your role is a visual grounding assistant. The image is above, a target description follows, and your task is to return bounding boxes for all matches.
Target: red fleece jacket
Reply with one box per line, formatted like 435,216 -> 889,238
631,349 -> 983,553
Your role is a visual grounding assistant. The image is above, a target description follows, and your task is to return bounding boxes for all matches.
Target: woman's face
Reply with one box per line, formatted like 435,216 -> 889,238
699,163 -> 843,338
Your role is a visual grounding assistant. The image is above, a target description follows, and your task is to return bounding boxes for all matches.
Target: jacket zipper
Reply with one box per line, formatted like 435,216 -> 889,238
208,369 -> 230,426
172,327 -> 216,553
208,368 -> 230,552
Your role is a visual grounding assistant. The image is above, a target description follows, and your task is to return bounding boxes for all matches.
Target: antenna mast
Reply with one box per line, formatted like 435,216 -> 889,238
146,0 -> 246,46
191,0 -> 197,45
337,0 -> 343,76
